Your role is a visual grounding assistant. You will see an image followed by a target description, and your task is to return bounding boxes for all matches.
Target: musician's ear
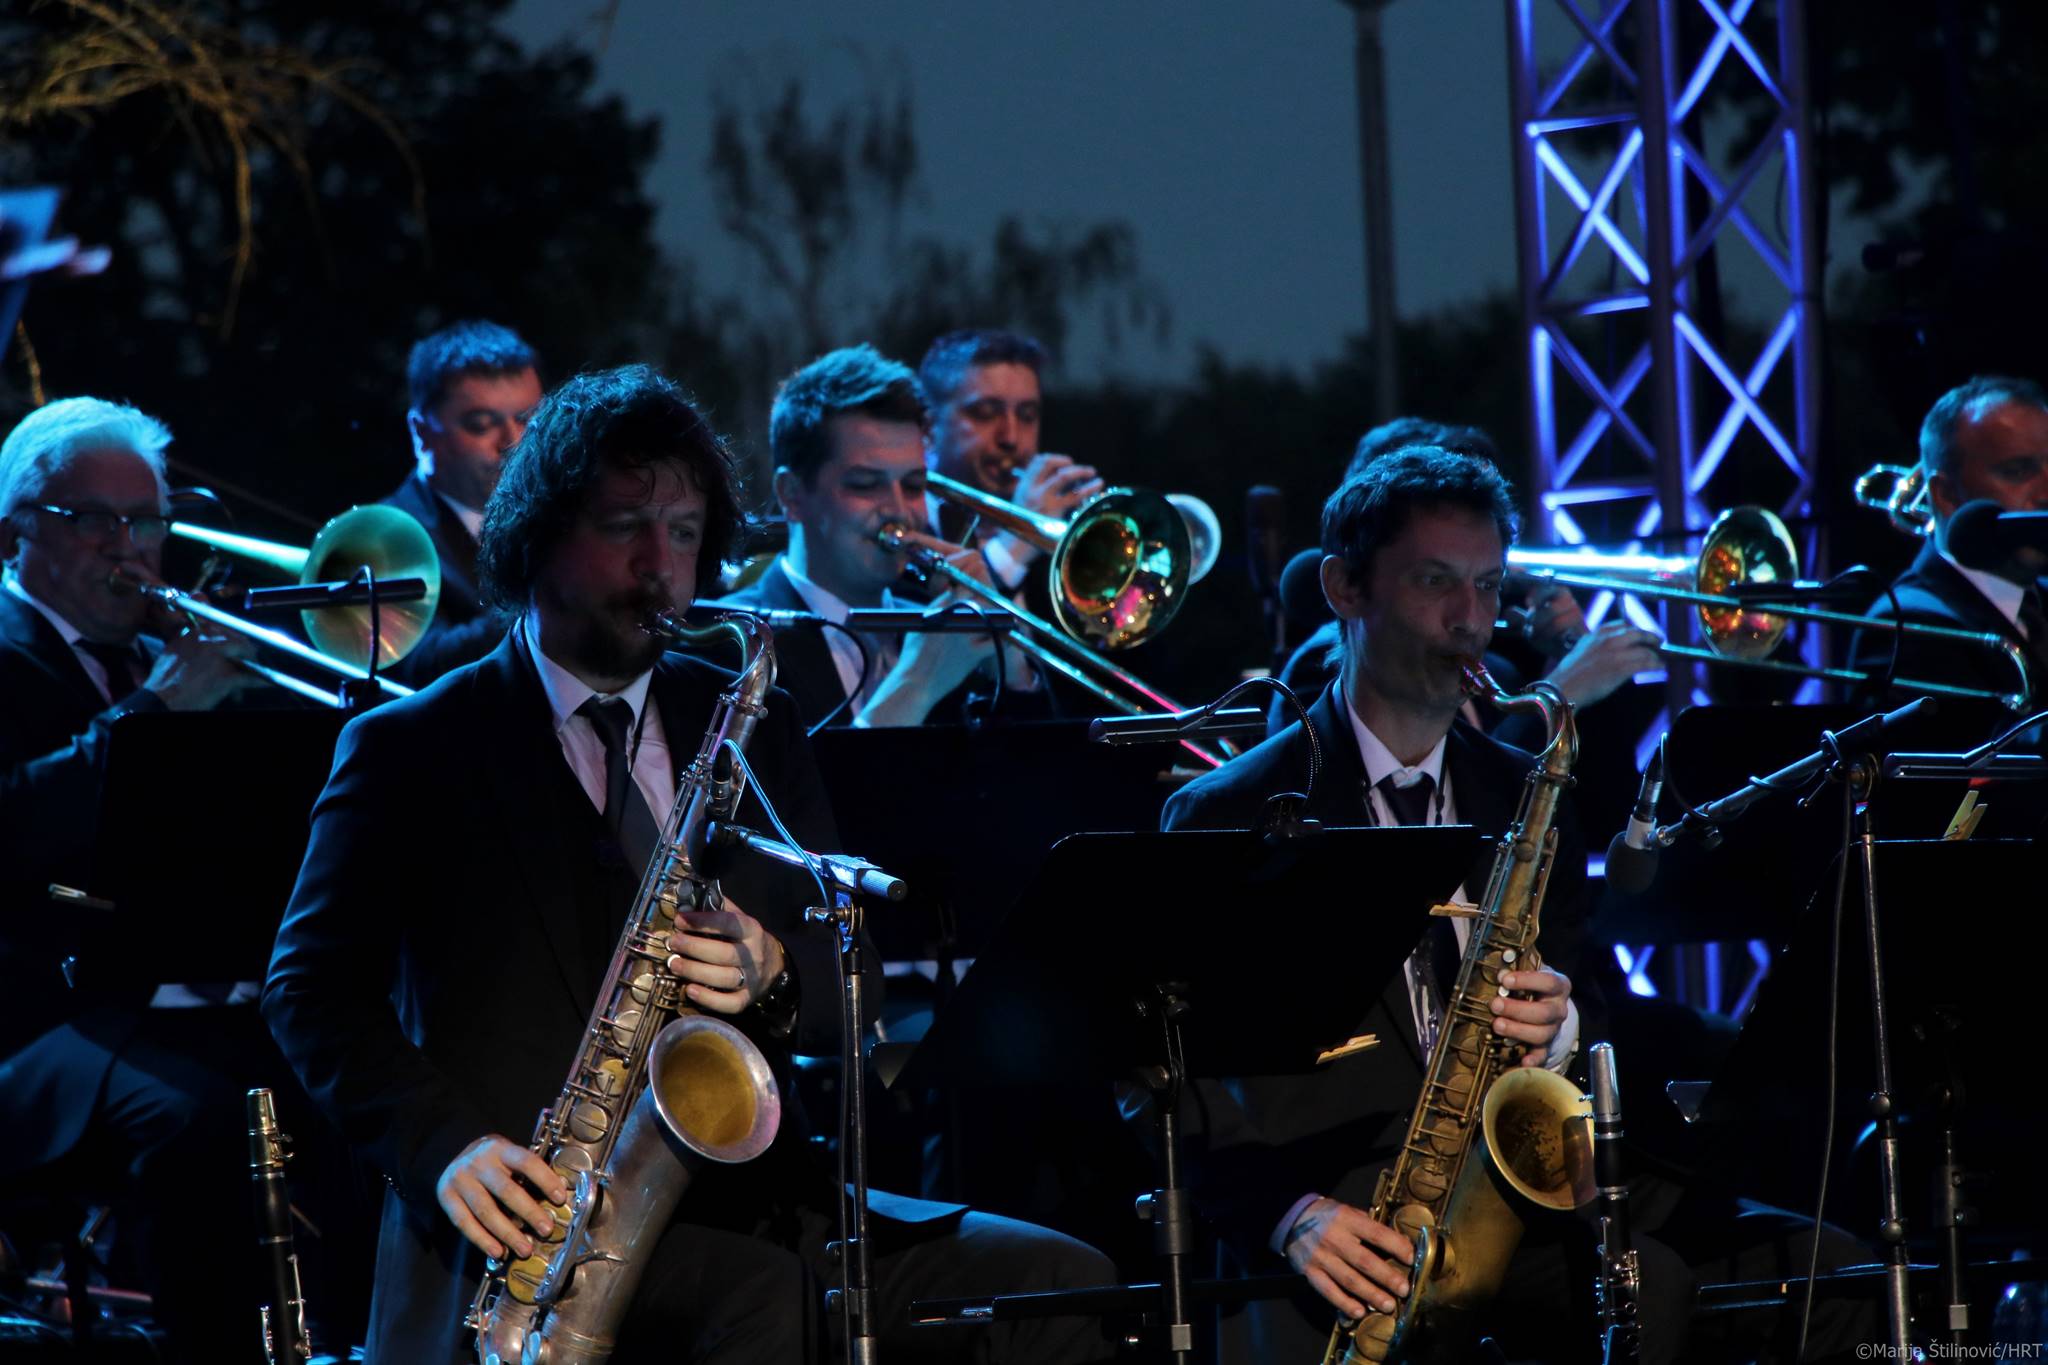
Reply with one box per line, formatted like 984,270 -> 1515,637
0,511 -> 19,565
770,466 -> 802,518
1321,553 -> 1369,620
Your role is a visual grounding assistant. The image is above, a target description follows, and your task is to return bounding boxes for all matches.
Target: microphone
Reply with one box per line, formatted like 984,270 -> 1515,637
1604,748 -> 1665,894
1088,706 -> 1270,746
699,821 -> 908,902
1947,498 -> 2048,573
1246,486 -> 1287,598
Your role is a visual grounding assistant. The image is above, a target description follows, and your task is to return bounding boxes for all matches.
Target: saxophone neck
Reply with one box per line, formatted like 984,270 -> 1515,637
1460,658 -> 1579,776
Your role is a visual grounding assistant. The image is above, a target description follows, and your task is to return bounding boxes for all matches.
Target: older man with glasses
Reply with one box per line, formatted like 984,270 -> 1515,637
0,395 -> 279,1363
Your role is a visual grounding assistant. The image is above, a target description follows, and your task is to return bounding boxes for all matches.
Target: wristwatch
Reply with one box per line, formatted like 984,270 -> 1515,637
752,961 -> 799,1037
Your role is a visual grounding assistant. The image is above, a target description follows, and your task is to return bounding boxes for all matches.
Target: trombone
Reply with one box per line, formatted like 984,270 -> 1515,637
924,470 -> 1206,648
130,503 -> 442,708
1509,506 -> 2032,711
1852,463 -> 1934,537
876,520 -> 1228,768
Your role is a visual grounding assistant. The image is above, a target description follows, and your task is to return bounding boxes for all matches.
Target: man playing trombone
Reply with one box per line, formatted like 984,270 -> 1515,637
1852,374 -> 2048,733
918,329 -> 1103,596
0,395 -> 279,1363
714,345 -> 1030,729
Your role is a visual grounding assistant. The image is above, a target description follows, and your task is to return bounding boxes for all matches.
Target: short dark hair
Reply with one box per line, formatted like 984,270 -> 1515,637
1919,374 -> 2048,482
917,329 -> 1047,409
478,365 -> 740,609
1321,445 -> 1520,590
407,319 -> 540,413
1346,416 -> 1500,483
769,345 -> 928,487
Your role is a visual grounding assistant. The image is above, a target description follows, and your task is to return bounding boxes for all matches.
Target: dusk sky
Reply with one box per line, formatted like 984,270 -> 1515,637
505,0 -> 1879,384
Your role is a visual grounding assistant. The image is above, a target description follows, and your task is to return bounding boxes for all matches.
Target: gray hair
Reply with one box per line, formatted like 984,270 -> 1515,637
0,396 -> 172,519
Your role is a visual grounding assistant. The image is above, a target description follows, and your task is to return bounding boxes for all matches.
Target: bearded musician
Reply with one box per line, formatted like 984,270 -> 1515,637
262,365 -> 1114,1364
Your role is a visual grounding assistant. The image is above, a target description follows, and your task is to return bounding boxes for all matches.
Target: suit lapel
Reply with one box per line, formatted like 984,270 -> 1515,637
473,632 -> 610,1018
1904,542 -> 2026,644
395,473 -> 481,617
0,591 -> 115,716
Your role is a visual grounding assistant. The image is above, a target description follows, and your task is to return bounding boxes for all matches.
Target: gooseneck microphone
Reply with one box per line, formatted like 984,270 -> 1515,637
1604,749 -> 1665,895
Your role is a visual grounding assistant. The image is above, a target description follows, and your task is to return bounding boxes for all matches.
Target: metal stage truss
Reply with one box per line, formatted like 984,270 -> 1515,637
1506,0 -> 1820,1015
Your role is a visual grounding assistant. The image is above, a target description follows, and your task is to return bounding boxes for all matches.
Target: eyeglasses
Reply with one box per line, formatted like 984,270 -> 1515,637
30,504 -> 172,546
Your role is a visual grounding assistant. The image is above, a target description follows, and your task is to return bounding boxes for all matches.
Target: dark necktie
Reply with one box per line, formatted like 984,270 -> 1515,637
78,640 -> 143,701
1377,772 -> 1462,1048
2020,588 -> 2048,701
577,696 -> 663,874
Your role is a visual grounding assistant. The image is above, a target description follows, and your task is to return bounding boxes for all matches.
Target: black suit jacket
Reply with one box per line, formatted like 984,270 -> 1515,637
381,471 -> 509,685
1159,681 -> 1593,1261
0,591 -> 165,1048
708,559 -> 853,731
262,631 -> 888,1361
1848,541 -> 2042,742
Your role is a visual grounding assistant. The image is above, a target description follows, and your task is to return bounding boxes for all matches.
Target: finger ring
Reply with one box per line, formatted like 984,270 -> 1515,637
733,968 -> 748,992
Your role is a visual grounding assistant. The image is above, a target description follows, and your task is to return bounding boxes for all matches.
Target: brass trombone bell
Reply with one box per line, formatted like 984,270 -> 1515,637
172,504 -> 442,671
923,470 -> 1191,651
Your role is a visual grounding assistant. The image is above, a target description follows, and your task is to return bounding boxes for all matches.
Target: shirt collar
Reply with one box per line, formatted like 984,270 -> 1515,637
436,490 -> 484,541
1936,546 -> 2029,636
2,568 -> 87,647
521,611 -> 654,735
780,553 -> 906,623
779,555 -> 852,624
1344,687 -> 1449,790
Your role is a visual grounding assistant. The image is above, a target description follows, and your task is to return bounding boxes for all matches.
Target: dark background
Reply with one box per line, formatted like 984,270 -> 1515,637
5,0 -> 2047,705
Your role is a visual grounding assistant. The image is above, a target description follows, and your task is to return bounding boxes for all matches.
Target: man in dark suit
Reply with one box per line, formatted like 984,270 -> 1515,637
1852,375 -> 2048,740
264,365 -> 1111,1363
1159,445 -> 1650,1362
713,345 -> 1009,731
380,319 -> 544,683
0,396 -> 273,1363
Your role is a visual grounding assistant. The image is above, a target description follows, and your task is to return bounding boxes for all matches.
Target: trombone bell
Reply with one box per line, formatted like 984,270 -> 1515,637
300,505 -> 442,670
1694,506 -> 1798,660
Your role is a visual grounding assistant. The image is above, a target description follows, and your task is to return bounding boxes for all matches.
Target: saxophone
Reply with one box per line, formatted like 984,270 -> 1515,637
1323,662 -> 1595,1364
470,612 -> 785,1365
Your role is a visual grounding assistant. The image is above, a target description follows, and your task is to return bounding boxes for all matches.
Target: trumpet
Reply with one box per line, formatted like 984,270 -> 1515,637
877,523 -> 1228,768
1508,506 -> 2032,712
122,503 -> 442,708
1853,463 -> 1934,537
923,470 -> 1202,648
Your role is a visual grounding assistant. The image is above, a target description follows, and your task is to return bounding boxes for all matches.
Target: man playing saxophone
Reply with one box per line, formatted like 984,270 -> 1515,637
1159,447 -> 1693,1362
263,364 -> 1112,1364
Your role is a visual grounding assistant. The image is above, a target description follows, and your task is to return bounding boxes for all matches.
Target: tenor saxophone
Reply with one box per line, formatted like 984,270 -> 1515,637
1323,662 -> 1595,1364
469,612 -> 785,1365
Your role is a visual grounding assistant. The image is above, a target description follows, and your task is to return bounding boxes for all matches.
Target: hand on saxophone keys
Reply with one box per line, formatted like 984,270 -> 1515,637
436,1134 -> 572,1263
1490,967 -> 1573,1065
1281,1197 -> 1415,1319
665,901 -> 787,1015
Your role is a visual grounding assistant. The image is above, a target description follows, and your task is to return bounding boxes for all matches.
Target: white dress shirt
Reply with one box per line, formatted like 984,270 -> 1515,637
778,557 -> 906,711
1937,546 -> 2031,638
522,612 -> 677,825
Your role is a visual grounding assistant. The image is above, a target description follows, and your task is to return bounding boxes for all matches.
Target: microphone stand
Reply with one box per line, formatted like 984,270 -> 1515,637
689,813 -> 904,1364
811,884 -> 881,1365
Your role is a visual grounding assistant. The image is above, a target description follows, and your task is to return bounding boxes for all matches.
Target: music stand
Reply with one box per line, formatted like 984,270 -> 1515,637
895,824 -> 1483,1363
81,710 -> 343,988
809,720 -> 1179,966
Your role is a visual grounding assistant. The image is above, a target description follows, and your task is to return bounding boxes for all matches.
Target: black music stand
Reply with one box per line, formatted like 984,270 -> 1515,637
894,824 -> 1484,1363
1693,838 -> 2044,1348
809,720 -> 1179,966
76,710 -> 343,988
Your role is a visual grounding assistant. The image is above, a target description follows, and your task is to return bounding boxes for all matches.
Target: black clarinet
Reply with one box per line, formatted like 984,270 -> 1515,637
1590,1043 -> 1641,1364
249,1088 -> 311,1365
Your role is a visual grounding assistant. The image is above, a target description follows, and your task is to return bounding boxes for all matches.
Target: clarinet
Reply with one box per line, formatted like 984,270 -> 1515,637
1589,1043 -> 1640,1364
249,1088 -> 311,1365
